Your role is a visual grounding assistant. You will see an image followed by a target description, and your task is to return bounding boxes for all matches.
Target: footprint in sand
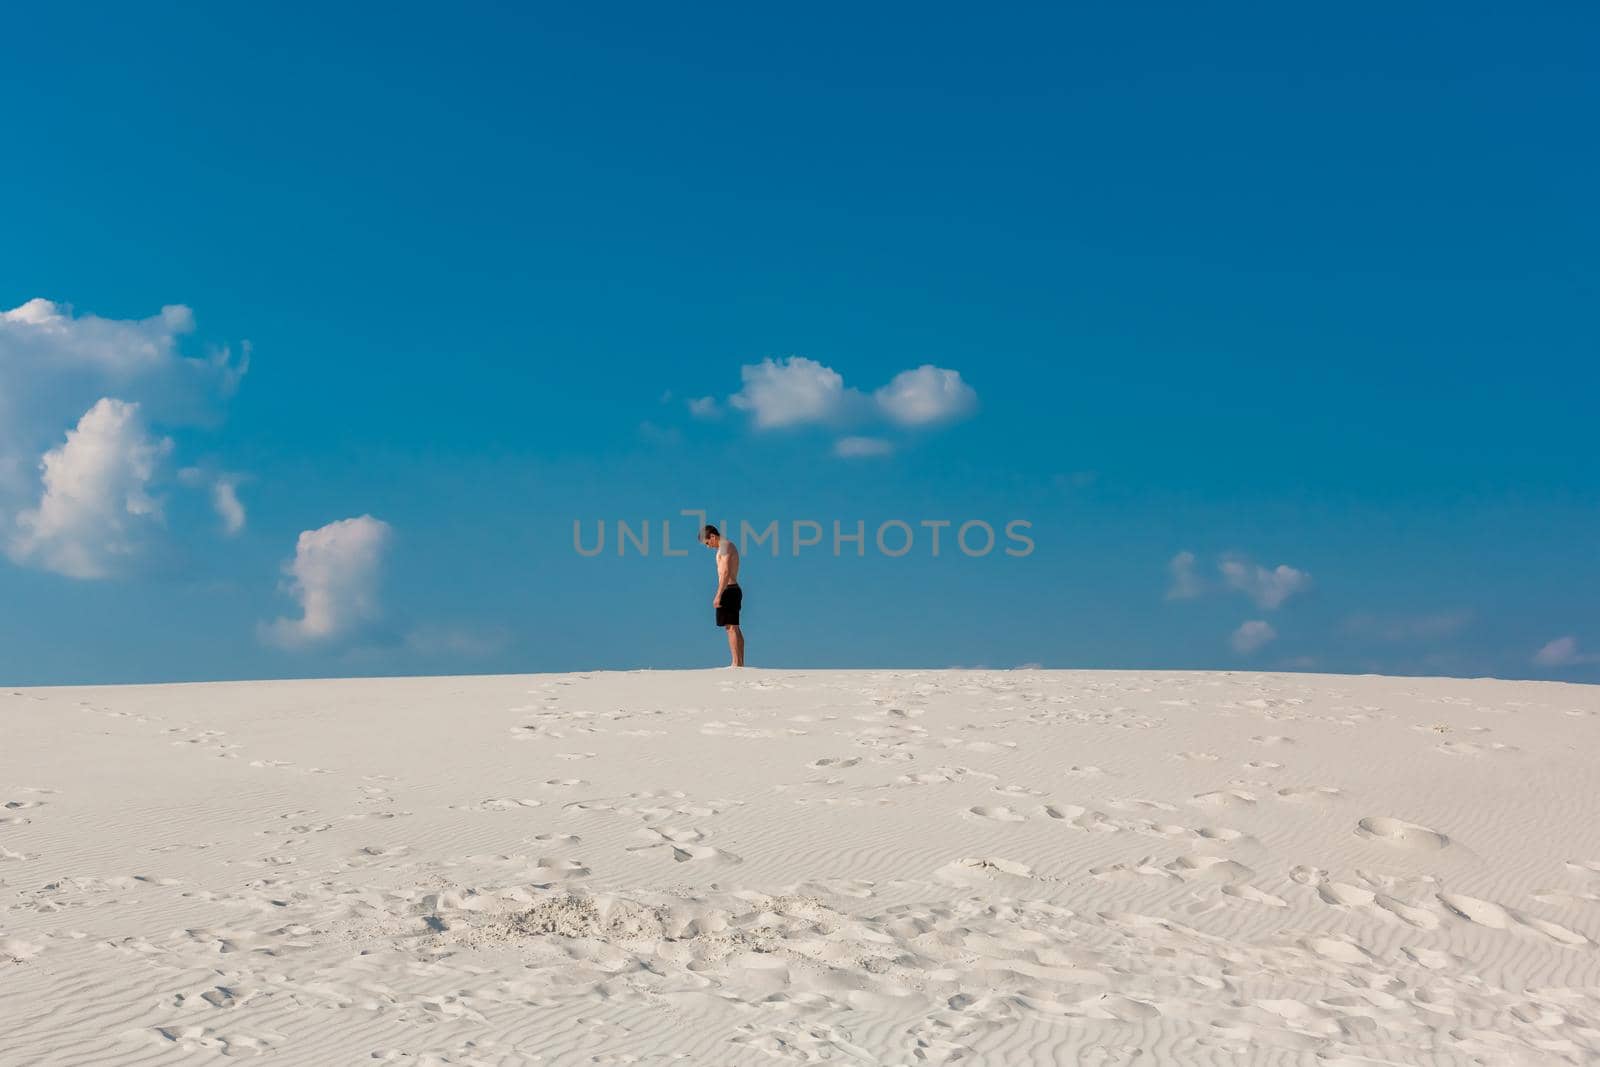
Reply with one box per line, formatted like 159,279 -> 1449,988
1192,789 -> 1257,808
1195,826 -> 1247,843
1108,797 -> 1179,813
143,1025 -> 283,1057
1221,883 -> 1288,908
935,856 -> 1036,885
992,783 -> 1048,798
1275,785 -> 1342,803
1040,803 -> 1086,820
1437,893 -> 1589,945
1401,945 -> 1456,969
897,766 -> 995,786
1299,936 -> 1373,964
1301,870 -> 1441,928
1090,858 -> 1176,883
626,826 -> 741,864
965,805 -> 1027,822
1088,994 -> 1162,1021
1356,816 -> 1449,851
452,798 -> 543,813
1,936 -> 42,962
1316,880 -> 1379,910
1165,854 -> 1255,882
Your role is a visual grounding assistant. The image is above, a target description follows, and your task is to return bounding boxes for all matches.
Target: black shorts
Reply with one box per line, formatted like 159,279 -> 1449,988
715,584 -> 743,627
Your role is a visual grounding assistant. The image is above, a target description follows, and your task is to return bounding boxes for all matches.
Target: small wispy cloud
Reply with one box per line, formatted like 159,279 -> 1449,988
1231,619 -> 1277,654
1166,550 -> 1203,600
180,466 -> 247,536
687,395 -> 721,419
833,435 -> 894,458
1218,556 -> 1312,610
1534,636 -> 1600,667
211,476 -> 246,536
1165,550 -> 1310,610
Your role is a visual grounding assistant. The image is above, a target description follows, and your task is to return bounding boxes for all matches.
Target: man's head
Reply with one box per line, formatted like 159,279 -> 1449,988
701,524 -> 721,549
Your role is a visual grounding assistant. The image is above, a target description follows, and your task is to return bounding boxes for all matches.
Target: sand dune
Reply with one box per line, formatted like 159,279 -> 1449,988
3,669 -> 1600,1064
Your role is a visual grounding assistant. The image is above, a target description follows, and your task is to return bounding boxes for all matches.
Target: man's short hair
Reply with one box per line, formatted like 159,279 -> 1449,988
702,524 -> 719,541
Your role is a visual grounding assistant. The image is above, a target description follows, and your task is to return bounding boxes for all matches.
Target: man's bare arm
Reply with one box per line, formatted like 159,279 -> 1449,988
715,550 -> 731,605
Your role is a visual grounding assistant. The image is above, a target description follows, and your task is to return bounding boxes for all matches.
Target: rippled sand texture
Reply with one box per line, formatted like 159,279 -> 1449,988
4,669 -> 1600,1065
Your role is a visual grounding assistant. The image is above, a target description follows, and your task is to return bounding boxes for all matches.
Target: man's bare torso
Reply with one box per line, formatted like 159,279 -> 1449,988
717,539 -> 740,585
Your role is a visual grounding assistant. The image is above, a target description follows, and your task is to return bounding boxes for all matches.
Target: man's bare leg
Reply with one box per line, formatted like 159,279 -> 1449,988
726,625 -> 744,667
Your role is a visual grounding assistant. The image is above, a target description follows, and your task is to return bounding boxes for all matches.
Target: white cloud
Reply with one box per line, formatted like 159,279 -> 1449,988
179,467 -> 247,536
1231,620 -> 1277,654
1219,557 -> 1312,610
721,357 -> 978,443
1534,636 -> 1600,667
212,477 -> 246,536
728,356 -> 852,429
1,298 -> 248,568
687,395 -> 721,419
7,399 -> 172,579
0,298 -> 194,372
262,516 -> 392,648
1166,550 -> 1203,600
874,365 -> 977,426
833,435 -> 894,458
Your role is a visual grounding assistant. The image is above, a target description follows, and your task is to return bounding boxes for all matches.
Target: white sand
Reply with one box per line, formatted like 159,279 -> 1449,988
4,670 -> 1600,1065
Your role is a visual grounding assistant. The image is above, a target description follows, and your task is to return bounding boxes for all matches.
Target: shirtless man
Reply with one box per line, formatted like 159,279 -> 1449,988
701,525 -> 745,667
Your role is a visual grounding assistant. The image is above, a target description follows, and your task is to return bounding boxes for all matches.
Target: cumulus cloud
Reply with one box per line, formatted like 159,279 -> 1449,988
729,357 -> 852,429
262,516 -> 392,648
7,399 -> 172,579
833,435 -> 894,458
719,356 -> 976,449
1219,556 -> 1312,610
0,298 -> 248,571
1230,620 -> 1277,654
0,298 -> 195,373
1166,550 -> 1203,600
874,365 -> 977,426
1534,636 -> 1600,667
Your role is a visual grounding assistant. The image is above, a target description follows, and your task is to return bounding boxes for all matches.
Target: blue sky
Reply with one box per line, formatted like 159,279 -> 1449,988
2,3 -> 1596,684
